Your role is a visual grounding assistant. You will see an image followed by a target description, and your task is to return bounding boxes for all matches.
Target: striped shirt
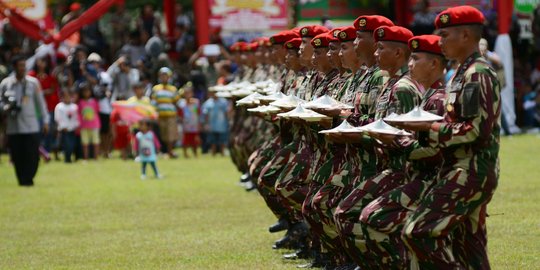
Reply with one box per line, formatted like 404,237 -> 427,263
151,84 -> 180,118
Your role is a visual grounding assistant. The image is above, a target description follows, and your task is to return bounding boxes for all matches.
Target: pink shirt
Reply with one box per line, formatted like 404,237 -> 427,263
78,98 -> 101,129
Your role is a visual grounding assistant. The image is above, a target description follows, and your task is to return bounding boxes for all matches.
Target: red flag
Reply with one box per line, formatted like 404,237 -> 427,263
0,4 -> 46,42
56,0 -> 119,42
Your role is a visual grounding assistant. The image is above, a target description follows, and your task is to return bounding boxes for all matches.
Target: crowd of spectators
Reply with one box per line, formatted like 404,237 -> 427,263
0,2 -> 235,174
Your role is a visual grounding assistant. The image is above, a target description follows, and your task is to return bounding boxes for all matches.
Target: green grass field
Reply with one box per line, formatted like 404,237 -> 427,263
1,135 -> 539,269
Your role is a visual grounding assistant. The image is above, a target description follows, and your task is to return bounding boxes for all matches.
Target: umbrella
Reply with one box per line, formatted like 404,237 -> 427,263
111,101 -> 157,125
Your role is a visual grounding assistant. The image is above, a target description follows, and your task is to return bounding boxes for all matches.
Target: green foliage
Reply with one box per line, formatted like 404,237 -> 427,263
1,135 -> 539,269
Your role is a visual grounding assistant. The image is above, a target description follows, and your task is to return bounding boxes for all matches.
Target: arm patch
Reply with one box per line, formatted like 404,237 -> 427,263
461,82 -> 480,119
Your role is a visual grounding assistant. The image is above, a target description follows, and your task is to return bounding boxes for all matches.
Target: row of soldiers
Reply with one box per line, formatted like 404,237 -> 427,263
225,5 -> 500,270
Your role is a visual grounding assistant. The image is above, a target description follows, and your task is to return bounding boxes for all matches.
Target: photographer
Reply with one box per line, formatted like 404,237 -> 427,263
0,55 -> 49,186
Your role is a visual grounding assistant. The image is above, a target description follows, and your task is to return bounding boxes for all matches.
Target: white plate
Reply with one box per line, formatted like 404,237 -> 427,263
384,106 -> 444,123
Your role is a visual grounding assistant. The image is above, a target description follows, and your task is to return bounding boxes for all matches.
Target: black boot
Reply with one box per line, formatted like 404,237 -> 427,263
297,252 -> 331,268
272,234 -> 294,249
269,218 -> 289,233
239,173 -> 251,183
283,246 -> 311,260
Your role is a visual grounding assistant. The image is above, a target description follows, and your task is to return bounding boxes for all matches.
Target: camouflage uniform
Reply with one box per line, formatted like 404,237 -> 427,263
400,53 -> 500,269
334,66 -> 422,268
257,69 -> 314,221
359,80 -> 446,269
275,69 -> 340,221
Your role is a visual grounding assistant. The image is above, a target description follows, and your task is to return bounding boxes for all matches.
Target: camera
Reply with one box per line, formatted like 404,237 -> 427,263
1,90 -> 21,117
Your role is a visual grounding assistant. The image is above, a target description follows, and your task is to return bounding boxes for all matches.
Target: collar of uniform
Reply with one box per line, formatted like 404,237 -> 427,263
393,65 -> 409,79
430,79 -> 444,90
455,52 -> 482,82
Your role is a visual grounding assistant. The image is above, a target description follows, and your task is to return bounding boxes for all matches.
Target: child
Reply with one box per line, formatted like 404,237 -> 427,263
134,119 -> 162,179
54,91 -> 79,163
110,106 -> 131,160
202,90 -> 229,156
177,85 -> 201,158
78,82 -> 101,160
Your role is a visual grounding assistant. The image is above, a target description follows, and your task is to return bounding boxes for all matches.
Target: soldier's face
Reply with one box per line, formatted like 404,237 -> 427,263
374,41 -> 396,71
328,42 -> 342,69
299,38 -> 314,66
438,27 -> 461,61
285,50 -> 299,69
409,52 -> 432,85
339,41 -> 357,70
312,48 -> 331,71
354,31 -> 374,59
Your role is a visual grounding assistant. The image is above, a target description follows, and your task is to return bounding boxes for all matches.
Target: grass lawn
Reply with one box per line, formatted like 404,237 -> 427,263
1,135 -> 539,269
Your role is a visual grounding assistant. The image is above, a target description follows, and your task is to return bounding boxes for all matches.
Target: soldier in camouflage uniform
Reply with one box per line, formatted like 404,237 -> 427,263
333,25 -> 422,269
262,25 -> 328,251
358,34 -> 448,269
251,31 -> 304,235
390,6 -> 500,269
315,15 -> 393,267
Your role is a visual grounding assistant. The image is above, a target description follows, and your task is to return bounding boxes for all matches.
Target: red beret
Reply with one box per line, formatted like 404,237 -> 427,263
373,26 -> 413,44
255,37 -> 271,47
246,42 -> 259,52
229,42 -> 245,52
408,35 -> 443,55
284,38 -> 302,50
270,30 -> 301,45
435,5 -> 485,29
311,33 -> 332,49
300,25 -> 329,38
354,15 -> 394,32
329,27 -> 345,42
337,26 -> 357,42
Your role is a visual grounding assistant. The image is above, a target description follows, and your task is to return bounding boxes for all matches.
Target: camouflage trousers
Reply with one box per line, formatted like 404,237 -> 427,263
275,133 -> 317,222
308,144 -> 358,263
249,135 -> 281,182
358,173 -> 437,269
400,165 -> 498,270
334,168 -> 408,269
257,139 -> 300,220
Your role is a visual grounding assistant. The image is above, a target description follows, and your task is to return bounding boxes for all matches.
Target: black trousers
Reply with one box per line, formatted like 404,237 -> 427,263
8,133 -> 40,186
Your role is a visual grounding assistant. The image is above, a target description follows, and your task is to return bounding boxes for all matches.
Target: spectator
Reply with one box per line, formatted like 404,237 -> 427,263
134,119 -> 162,179
107,56 -> 140,101
202,90 -> 229,156
110,104 -> 131,160
77,82 -> 101,160
0,55 -> 49,186
151,67 -> 180,158
127,82 -> 151,105
54,91 -> 79,163
178,84 -> 200,158
409,0 -> 436,35
119,31 -> 147,66
88,53 -> 114,158
28,55 -> 60,160
137,4 -> 161,37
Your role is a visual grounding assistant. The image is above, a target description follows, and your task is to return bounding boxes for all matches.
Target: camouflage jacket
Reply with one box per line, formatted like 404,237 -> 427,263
348,65 -> 388,126
427,52 -> 501,171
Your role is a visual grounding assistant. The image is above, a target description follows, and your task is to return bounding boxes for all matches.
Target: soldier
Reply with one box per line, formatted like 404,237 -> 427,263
250,31 -> 303,237
359,34 -> 448,269
334,25 -> 421,269
265,25 -> 328,252
304,25 -> 367,269
393,6 -> 500,269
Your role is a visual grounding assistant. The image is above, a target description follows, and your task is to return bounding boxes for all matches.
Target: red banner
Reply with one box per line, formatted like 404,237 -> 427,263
208,0 -> 289,31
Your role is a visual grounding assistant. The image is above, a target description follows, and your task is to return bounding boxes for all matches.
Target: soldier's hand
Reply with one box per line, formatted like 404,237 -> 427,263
393,121 -> 433,131
367,131 -> 395,145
